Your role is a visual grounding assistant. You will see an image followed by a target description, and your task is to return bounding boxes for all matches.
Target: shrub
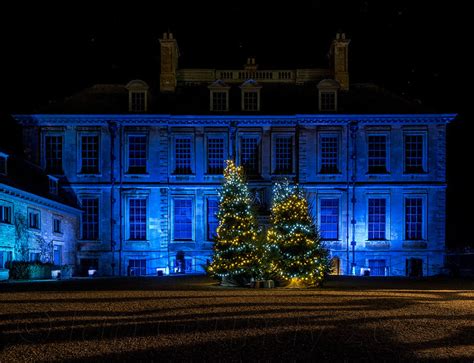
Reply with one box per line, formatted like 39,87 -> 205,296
6,261 -> 53,280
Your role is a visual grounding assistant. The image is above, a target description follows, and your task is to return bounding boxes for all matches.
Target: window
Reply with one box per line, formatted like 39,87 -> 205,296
53,217 -> 62,234
127,135 -> 147,174
243,91 -> 258,111
405,197 -> 423,240
28,209 -> 40,230
53,245 -> 62,265
368,135 -> 388,174
80,135 -> 99,174
45,135 -> 63,174
174,138 -> 192,174
320,199 -> 339,240
81,198 -> 99,240
129,198 -> 147,240
320,91 -> 336,111
274,136 -> 293,174
368,259 -> 386,276
207,137 -> 225,174
368,198 -> 386,240
0,204 -> 12,224
174,198 -> 193,240
48,176 -> 58,195
0,251 -> 12,268
30,252 -> 40,262
129,259 -> 147,276
211,91 -> 228,112
240,136 -> 259,175
404,134 -> 425,173
320,135 -> 339,174
130,91 -> 146,112
0,153 -> 8,175
207,199 -> 219,241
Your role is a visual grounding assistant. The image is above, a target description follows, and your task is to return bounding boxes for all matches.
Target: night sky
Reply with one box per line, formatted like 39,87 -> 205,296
1,1 -> 471,247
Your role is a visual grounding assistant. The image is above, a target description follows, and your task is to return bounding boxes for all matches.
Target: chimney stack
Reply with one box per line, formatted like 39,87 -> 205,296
331,32 -> 350,91
159,31 -> 179,93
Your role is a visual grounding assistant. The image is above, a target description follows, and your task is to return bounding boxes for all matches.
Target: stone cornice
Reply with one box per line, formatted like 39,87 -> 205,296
13,114 -> 457,127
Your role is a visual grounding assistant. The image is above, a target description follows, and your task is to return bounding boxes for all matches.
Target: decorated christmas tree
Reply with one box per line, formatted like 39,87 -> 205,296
267,180 -> 330,287
207,160 -> 261,285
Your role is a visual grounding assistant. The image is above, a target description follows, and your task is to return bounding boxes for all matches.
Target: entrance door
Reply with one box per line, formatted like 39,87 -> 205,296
406,258 -> 423,277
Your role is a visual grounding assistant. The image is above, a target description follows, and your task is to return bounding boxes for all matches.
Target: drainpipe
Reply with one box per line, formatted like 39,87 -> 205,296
345,127 -> 351,275
295,122 -> 300,184
229,121 -> 237,162
349,121 -> 359,275
119,125 -> 123,276
107,121 -> 117,276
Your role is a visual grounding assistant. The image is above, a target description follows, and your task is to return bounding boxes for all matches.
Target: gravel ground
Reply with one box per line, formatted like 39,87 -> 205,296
0,275 -> 473,362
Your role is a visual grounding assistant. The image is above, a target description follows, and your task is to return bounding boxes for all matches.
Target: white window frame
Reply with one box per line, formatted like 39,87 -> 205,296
317,194 -> 342,241
77,131 -> 101,175
42,132 -> 64,175
242,90 -> 261,111
79,194 -> 101,241
403,193 -> 428,241
171,134 -> 195,175
205,133 -> 228,175
237,132 -> 262,176
366,131 -> 391,174
271,132 -> 295,175
318,131 -> 341,174
125,132 -> 149,175
365,193 -> 391,241
125,195 -> 149,242
403,130 -> 428,174
210,90 -> 229,112
171,196 -> 195,242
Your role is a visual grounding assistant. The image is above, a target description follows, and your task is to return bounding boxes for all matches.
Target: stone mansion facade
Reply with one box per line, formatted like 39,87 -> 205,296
12,32 -> 456,277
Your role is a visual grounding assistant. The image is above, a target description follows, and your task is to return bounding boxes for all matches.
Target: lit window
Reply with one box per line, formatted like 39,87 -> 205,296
81,198 -> 99,240
368,135 -> 388,174
320,135 -> 339,174
174,138 -> 192,174
404,134 -> 425,173
129,259 -> 147,276
129,198 -> 147,240
207,199 -> 219,241
48,176 -> 58,195
211,91 -> 228,111
128,135 -> 147,174
0,205 -> 12,224
28,209 -> 40,230
53,245 -> 62,265
320,199 -> 339,240
320,91 -> 336,111
130,91 -> 146,112
240,136 -> 259,175
368,198 -> 386,240
174,199 -> 193,240
45,135 -> 63,174
274,136 -> 293,174
53,217 -> 62,234
207,137 -> 225,174
405,197 -> 423,240
243,91 -> 258,111
80,135 -> 99,174
0,153 -> 8,175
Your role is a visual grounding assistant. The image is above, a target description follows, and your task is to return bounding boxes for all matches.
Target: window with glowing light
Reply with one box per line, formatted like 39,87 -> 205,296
45,135 -> 63,174
368,198 -> 386,240
405,197 -> 423,240
127,134 -> 147,174
174,198 -> 193,241
81,197 -> 99,240
129,198 -> 147,241
320,198 -> 339,240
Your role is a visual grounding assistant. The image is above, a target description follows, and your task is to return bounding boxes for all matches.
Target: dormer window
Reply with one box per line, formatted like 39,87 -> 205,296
208,80 -> 230,112
48,175 -> 59,195
317,79 -> 340,112
126,80 -> 149,113
240,80 -> 261,112
0,152 -> 8,175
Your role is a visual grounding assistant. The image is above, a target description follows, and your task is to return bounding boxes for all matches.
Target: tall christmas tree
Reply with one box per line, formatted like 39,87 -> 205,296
267,180 -> 330,287
207,160 -> 261,285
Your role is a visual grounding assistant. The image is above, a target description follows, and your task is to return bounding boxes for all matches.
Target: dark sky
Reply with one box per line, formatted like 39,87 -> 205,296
1,1 -> 471,247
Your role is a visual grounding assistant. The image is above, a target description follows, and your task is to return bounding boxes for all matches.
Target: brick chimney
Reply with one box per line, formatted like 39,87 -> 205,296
331,32 -> 350,91
159,32 -> 179,93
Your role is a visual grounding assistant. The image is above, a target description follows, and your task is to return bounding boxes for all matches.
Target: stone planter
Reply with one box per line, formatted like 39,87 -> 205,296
0,269 -> 9,281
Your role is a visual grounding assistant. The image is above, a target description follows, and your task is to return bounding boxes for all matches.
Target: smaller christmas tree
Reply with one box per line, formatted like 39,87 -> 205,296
207,160 -> 261,285
267,180 -> 330,287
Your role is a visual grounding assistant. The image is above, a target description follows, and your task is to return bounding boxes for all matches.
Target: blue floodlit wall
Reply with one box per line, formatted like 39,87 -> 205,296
14,114 -> 455,277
